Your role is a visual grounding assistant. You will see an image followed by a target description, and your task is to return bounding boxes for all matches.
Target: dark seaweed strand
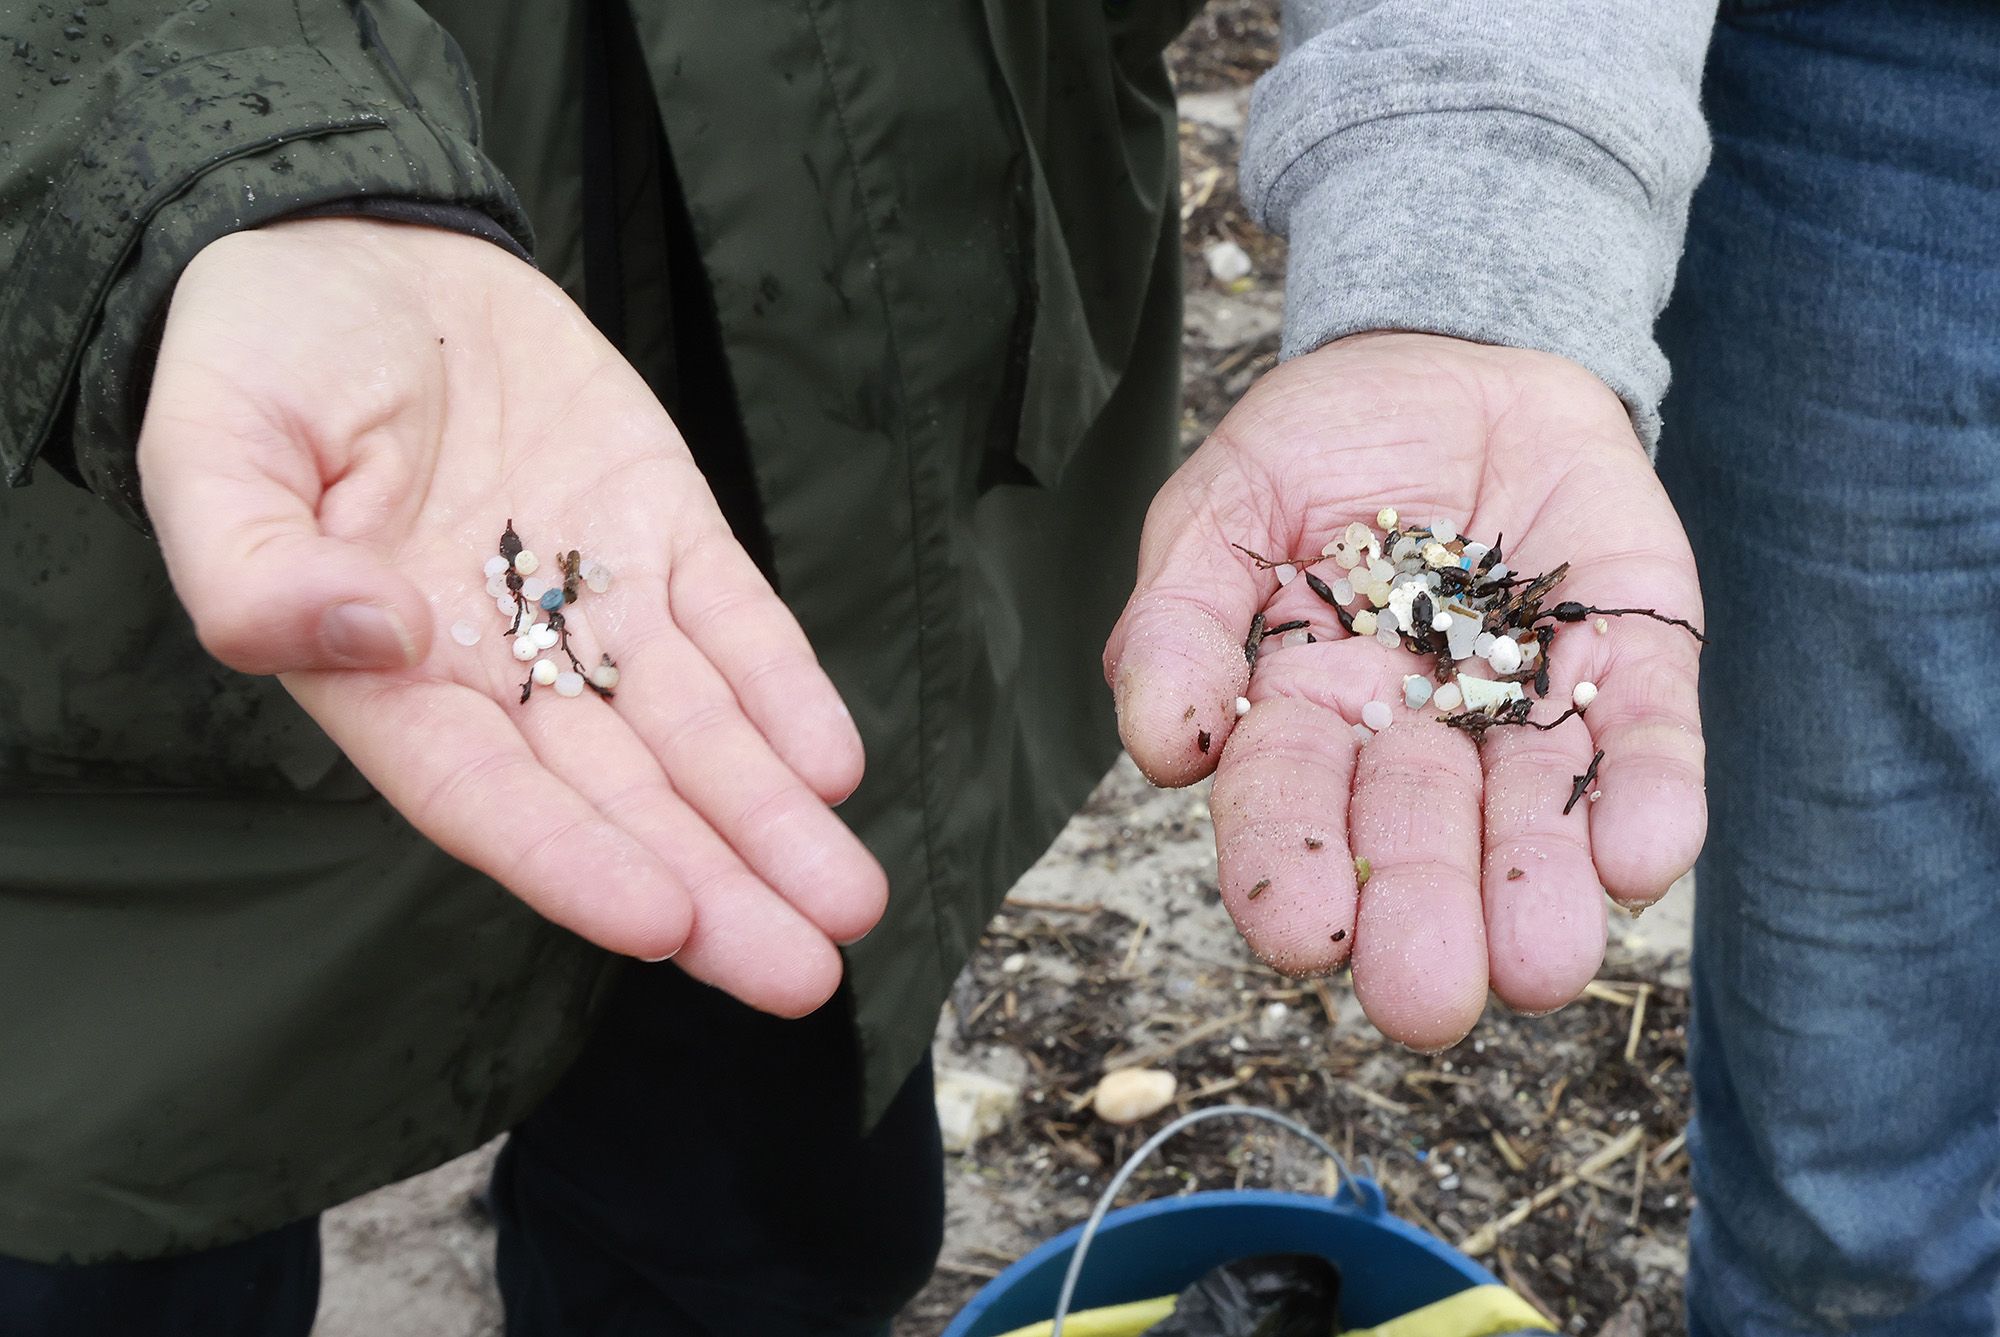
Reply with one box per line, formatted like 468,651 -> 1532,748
1244,612 -> 1266,666
1564,749 -> 1606,816
1544,602 -> 1708,644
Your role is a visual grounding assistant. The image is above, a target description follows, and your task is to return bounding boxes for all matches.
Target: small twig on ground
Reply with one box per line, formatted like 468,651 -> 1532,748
1001,897 -> 1104,914
1624,985 -> 1652,1063
1104,1006 -> 1256,1071
1582,980 -> 1638,1007
1458,1125 -> 1645,1256
1120,916 -> 1150,975
1628,1135 -> 1649,1229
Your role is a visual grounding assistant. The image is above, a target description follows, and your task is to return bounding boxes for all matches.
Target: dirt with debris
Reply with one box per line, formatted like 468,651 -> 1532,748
895,759 -> 1692,1337
319,6 -> 1699,1335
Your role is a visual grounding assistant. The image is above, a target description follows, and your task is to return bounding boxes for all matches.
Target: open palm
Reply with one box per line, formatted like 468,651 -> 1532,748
1107,333 -> 1706,1049
138,219 -> 885,1017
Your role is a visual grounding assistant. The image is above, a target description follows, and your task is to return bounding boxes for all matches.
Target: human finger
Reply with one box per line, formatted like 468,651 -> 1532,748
1346,706 -> 1490,1051
493,652 -> 847,1015
668,527 -> 866,806
1209,682 -> 1363,976
609,609 -> 889,946
1477,707 -> 1606,1015
283,673 -> 693,961
140,402 -> 432,676
1104,458 -> 1270,786
1573,612 -> 1707,907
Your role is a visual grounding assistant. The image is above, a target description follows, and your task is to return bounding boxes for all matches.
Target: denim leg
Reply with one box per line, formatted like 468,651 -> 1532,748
491,963 -> 945,1337
1656,3 -> 2000,1333
0,1217 -> 320,1337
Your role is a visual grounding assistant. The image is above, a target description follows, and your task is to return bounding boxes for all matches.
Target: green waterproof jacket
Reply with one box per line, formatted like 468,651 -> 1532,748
0,0 -> 1191,1260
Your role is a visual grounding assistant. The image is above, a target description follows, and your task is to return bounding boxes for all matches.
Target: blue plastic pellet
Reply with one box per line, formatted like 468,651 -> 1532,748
539,587 -> 564,611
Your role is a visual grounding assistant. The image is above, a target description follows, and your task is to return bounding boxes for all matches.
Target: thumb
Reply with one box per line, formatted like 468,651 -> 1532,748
1103,462 -> 1266,787
139,416 -> 431,678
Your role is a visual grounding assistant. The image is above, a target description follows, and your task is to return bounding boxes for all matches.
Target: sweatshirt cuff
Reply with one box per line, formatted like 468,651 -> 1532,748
1269,112 -> 1674,447
1241,33 -> 1711,453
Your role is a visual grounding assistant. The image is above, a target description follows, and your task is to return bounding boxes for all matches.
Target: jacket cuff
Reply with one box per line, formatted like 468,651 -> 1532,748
0,44 -> 531,525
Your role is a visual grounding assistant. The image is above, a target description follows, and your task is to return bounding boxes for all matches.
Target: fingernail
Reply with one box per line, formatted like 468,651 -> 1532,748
320,602 -> 417,668
638,949 -> 679,963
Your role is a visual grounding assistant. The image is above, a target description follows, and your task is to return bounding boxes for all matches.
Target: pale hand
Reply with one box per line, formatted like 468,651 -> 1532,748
1105,333 -> 1706,1049
140,219 -> 886,1016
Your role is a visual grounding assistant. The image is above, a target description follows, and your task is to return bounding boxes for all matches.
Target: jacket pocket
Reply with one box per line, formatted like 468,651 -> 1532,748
977,0 -> 1189,489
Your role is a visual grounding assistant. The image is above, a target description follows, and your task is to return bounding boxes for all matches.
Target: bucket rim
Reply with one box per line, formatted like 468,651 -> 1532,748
942,1182 -> 1499,1337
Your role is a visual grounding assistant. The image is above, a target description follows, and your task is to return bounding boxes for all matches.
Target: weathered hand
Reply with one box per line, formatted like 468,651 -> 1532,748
139,219 -> 885,1016
1106,333 -> 1705,1049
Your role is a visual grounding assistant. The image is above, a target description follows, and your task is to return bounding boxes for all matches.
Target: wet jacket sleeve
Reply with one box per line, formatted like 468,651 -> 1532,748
1240,1 -> 1716,446
0,0 -> 533,524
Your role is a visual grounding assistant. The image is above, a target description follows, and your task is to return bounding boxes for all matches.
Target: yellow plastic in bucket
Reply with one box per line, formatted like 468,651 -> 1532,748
991,1283 -> 1553,1337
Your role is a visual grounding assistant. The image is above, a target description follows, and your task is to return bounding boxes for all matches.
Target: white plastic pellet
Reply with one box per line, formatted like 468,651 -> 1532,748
1234,696 -> 1251,717
1595,617 -> 1609,635
1431,520 -> 1458,544
1391,535 -> 1418,562
1351,609 -> 1379,637
1403,675 -> 1434,709
1431,611 -> 1454,632
531,623 -> 560,650
532,657 -> 559,686
1331,577 -> 1354,605
1446,613 -> 1481,661
1379,608 -> 1401,634
1376,507 -> 1399,530
1488,563 -> 1509,582
511,635 -> 538,662
1488,636 -> 1524,675
589,662 -> 621,691
513,550 -> 540,576
483,555 -> 511,579
1474,632 -> 1496,656
496,594 -> 519,616
1572,681 -> 1599,709
1375,627 -> 1400,649
1361,700 -> 1393,731
1459,677 -> 1526,712
1463,543 -> 1489,565
1432,683 -> 1464,712
521,575 -> 552,602
554,671 -> 586,698
1275,563 -> 1298,586
486,574 -> 510,598
1281,628 -> 1310,649
450,620 -> 481,647
1351,723 -> 1374,744
586,566 -> 612,594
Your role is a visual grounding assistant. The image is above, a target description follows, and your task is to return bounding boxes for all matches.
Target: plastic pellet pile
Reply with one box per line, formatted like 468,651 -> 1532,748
467,520 -> 621,704
1236,507 -> 1703,766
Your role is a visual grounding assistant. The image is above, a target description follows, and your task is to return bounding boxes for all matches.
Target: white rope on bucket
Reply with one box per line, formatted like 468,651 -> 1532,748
1047,1104 -> 1363,1337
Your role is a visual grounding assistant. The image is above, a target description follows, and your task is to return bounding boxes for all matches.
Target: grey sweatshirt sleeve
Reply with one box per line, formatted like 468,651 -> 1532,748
1240,0 -> 1717,446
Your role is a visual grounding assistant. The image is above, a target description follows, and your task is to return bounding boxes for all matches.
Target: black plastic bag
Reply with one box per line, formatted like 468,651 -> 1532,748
1140,1253 -> 1342,1336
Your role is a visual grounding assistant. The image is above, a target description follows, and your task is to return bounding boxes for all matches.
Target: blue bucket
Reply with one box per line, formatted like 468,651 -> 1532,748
942,1181 -> 1496,1337
943,1107 -> 1499,1337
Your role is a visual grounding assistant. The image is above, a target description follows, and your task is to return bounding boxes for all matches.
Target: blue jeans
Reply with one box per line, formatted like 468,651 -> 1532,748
1656,2 -> 2000,1332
